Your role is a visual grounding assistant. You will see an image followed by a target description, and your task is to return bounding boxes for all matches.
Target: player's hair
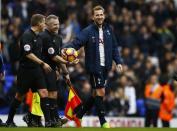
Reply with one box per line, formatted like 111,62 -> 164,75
46,15 -> 59,23
92,5 -> 105,15
31,14 -> 45,26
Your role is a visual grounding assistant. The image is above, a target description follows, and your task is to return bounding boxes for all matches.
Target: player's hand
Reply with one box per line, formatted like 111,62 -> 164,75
42,62 -> 52,73
116,64 -> 123,73
61,48 -> 67,56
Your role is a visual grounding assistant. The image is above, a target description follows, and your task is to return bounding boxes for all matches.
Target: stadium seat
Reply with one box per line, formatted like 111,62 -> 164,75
136,99 -> 146,117
3,75 -> 15,94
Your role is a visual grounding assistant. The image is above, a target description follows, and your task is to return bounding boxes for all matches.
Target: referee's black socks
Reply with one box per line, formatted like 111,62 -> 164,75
48,98 -> 59,122
6,98 -> 21,123
40,97 -> 51,123
94,96 -> 106,126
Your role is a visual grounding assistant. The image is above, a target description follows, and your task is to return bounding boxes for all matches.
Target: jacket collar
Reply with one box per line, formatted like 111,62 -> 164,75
92,22 -> 108,31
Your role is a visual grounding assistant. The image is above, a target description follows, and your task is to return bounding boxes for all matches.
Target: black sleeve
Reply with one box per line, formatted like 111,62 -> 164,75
21,33 -> 33,56
43,35 -> 57,58
59,37 -> 63,56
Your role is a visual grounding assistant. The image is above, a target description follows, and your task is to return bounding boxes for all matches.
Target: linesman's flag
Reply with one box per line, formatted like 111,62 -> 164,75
65,85 -> 82,120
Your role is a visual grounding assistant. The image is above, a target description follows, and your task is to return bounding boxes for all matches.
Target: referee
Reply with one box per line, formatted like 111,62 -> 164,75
39,15 -> 78,127
6,14 -> 52,127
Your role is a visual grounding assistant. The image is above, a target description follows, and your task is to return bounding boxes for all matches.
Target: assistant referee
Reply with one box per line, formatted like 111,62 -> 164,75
6,14 -> 52,127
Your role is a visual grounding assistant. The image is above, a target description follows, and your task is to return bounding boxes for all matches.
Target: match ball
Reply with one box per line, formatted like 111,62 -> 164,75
62,48 -> 78,62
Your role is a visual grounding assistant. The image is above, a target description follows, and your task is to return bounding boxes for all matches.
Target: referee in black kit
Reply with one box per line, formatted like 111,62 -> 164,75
39,15 -> 78,127
6,14 -> 52,127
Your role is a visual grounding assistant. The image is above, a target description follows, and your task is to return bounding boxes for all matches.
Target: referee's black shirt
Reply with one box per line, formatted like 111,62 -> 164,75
40,29 -> 63,70
19,29 -> 42,68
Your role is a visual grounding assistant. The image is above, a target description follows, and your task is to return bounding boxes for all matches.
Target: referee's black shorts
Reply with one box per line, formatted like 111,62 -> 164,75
89,66 -> 108,89
45,70 -> 57,91
17,67 -> 47,95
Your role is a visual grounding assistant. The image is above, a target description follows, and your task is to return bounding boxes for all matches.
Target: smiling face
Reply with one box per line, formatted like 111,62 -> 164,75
46,18 -> 59,34
92,6 -> 105,27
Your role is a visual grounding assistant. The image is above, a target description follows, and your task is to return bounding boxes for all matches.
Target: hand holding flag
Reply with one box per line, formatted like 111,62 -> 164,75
64,80 -> 82,127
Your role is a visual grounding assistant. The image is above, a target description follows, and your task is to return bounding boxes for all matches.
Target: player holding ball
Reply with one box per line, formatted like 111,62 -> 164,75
62,5 -> 123,128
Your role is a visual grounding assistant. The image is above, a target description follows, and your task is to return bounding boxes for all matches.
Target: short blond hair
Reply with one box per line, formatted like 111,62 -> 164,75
92,5 -> 105,15
46,15 -> 59,23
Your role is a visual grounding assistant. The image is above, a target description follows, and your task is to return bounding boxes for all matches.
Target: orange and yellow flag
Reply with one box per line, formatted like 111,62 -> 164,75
65,86 -> 82,120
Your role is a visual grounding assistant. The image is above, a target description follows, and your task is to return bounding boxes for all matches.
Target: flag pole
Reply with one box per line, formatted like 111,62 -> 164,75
65,79 -> 81,98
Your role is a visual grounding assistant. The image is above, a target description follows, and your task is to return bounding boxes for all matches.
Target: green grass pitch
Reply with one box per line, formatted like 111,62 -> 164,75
0,128 -> 176,131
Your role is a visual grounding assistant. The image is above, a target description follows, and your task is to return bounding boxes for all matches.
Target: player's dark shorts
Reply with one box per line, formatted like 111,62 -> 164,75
45,70 -> 57,91
89,66 -> 108,89
17,66 -> 47,95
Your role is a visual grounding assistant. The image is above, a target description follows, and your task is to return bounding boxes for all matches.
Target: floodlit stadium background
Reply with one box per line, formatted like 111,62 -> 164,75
0,0 -> 177,128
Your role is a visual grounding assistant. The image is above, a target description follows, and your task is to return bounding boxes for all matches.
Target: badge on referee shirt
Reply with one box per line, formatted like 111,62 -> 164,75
48,47 -> 55,54
24,44 -> 31,51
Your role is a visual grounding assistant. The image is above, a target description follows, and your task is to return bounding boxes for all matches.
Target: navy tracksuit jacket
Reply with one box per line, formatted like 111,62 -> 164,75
65,23 -> 123,74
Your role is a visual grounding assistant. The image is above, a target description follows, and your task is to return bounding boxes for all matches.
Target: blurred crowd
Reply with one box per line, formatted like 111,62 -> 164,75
1,0 -> 177,118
